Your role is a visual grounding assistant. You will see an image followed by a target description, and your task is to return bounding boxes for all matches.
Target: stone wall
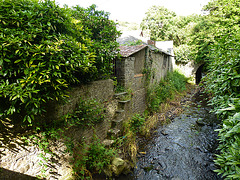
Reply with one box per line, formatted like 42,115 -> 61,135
115,46 -> 174,115
149,51 -> 173,88
174,60 -> 204,83
0,46 -> 175,179
0,79 -> 118,180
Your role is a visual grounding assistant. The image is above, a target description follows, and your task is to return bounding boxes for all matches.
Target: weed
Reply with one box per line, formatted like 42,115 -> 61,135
121,120 -> 138,164
63,98 -> 105,128
115,85 -> 126,93
129,114 -> 145,133
147,70 -> 188,113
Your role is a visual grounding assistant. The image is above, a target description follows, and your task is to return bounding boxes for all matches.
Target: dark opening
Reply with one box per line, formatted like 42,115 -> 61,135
196,64 -> 204,84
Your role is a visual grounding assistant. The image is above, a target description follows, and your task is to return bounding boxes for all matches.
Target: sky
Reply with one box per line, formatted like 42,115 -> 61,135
55,0 -> 210,23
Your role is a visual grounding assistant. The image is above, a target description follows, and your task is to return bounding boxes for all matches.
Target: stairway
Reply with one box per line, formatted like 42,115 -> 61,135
102,92 -> 131,146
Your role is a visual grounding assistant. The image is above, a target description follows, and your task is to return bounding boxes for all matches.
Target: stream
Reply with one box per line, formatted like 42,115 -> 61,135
118,89 -> 223,180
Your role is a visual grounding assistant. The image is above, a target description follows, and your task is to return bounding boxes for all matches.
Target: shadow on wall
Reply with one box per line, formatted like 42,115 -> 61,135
0,168 -> 40,180
196,64 -> 204,84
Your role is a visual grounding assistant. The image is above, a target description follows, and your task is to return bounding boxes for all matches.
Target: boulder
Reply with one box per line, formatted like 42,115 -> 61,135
104,157 -> 133,177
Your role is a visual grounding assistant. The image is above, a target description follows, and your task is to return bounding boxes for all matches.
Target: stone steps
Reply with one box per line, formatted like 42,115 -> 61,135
118,100 -> 131,103
106,91 -> 131,141
115,109 -> 125,113
114,92 -> 128,97
102,139 -> 115,146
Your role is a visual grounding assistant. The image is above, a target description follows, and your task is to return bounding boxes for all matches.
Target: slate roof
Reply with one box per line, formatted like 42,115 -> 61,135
119,45 -> 148,57
117,33 -> 174,57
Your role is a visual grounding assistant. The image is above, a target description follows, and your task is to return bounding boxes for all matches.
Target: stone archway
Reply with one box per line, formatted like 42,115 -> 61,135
174,61 -> 204,84
195,64 -> 204,84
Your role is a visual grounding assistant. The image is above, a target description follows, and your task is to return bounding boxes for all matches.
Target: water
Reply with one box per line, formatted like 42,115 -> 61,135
118,90 -> 222,180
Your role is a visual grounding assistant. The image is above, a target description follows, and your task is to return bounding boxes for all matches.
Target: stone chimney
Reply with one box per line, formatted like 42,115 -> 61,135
147,40 -> 156,46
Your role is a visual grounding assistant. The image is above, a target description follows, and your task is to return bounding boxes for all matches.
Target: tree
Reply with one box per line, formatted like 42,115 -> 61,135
141,6 -> 200,47
203,0 -> 240,27
0,0 -> 120,127
141,6 -> 176,42
71,5 -> 121,79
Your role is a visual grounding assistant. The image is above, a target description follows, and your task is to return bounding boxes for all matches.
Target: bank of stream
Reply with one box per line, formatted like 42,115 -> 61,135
117,88 -> 222,180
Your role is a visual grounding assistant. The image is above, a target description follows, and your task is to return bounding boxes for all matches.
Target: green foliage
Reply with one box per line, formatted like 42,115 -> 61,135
71,4 -> 121,78
147,71 -> 187,113
189,16 -> 216,64
191,0 -> 240,65
0,0 -> 120,127
214,112 -> 240,179
174,44 -> 192,64
204,27 -> 240,115
203,0 -> 240,27
129,114 -> 145,133
28,97 -> 112,179
123,40 -> 143,46
141,6 -> 199,47
86,137 -> 116,174
141,6 -> 176,42
114,85 -> 126,93
203,27 -> 240,179
73,136 -> 117,179
64,98 -> 105,128
196,0 -> 240,178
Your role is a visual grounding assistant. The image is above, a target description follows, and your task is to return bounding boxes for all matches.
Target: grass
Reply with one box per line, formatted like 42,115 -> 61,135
147,70 -> 188,113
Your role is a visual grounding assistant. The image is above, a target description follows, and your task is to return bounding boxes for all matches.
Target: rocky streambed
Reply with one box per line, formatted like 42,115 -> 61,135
117,89 -> 222,180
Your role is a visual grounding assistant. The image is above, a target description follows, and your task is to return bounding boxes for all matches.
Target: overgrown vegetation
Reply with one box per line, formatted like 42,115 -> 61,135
0,0 -> 120,127
129,114 -> 145,133
72,135 -> 117,179
147,70 -> 188,113
141,1 -> 240,177
141,6 -> 200,64
198,1 -> 240,178
0,0 -> 120,179
64,98 -> 106,128
26,97 -> 114,179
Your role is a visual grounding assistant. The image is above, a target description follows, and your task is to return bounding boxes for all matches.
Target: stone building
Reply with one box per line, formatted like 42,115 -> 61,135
0,42 -> 174,180
115,43 -> 174,114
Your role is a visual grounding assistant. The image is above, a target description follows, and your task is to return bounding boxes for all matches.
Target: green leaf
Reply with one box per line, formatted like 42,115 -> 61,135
14,59 -> 22,63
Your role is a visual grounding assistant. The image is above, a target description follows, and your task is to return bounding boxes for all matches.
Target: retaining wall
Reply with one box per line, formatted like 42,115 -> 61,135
0,79 -> 117,180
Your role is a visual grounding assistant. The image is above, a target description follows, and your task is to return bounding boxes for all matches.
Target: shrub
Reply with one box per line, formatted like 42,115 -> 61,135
174,44 -> 192,64
73,136 -> 117,179
0,0 -> 120,127
147,70 -> 187,113
203,27 -> 240,179
129,114 -> 145,133
63,98 -> 105,128
70,4 -> 121,79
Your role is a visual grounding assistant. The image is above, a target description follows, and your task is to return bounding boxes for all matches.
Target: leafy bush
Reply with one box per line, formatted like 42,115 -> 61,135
70,4 -> 121,79
203,27 -> 240,179
73,136 -> 117,179
0,0 -> 120,127
174,44 -> 192,64
199,1 -> 240,177
64,98 -> 105,128
86,137 -> 116,174
215,111 -> 240,179
147,71 -> 187,113
129,114 -> 145,133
